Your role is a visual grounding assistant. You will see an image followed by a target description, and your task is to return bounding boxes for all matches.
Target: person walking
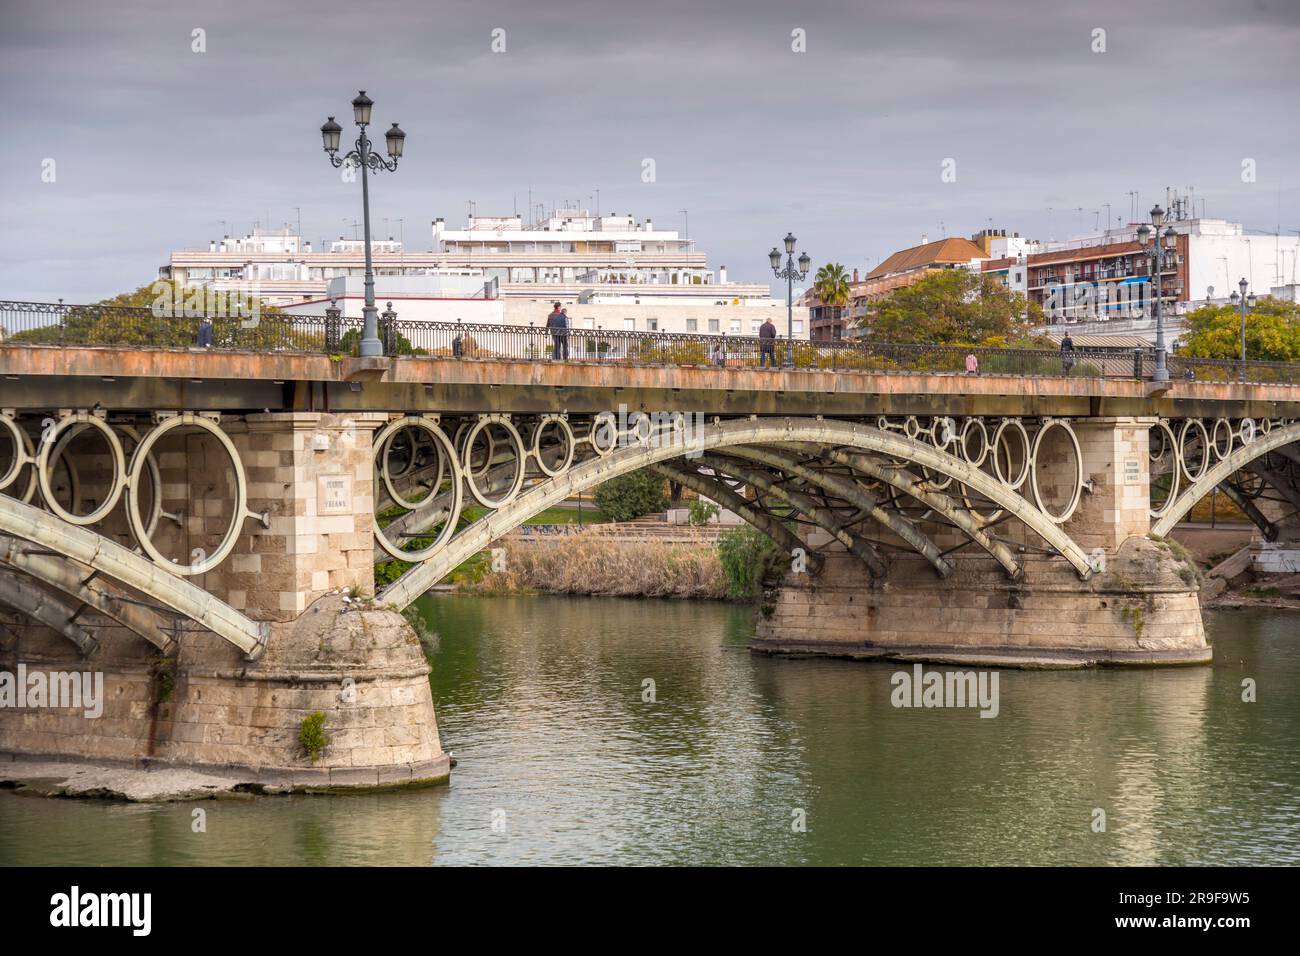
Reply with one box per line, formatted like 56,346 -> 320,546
545,301 -> 568,360
1060,332 -> 1075,375
965,352 -> 979,375
451,319 -> 464,358
711,341 -> 725,367
758,317 -> 777,368
197,316 -> 214,349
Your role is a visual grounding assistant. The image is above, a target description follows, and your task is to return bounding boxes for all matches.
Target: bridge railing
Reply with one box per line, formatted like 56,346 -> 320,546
398,320 -> 1150,378
2,299 -> 1298,385
0,299 -> 361,352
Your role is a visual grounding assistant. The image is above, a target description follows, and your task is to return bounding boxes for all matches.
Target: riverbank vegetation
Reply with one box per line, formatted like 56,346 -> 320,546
461,536 -> 726,598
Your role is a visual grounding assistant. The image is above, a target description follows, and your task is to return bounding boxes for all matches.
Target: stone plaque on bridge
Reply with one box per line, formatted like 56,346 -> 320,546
318,474 -> 353,515
1123,458 -> 1142,485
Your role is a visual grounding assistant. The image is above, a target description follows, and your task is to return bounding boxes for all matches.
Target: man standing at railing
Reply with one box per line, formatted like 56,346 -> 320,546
546,301 -> 568,360
759,316 -> 777,368
197,315 -> 214,349
1060,332 -> 1075,375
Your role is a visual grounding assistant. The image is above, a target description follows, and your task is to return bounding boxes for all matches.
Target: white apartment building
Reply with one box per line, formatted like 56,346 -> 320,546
165,209 -> 806,335
281,275 -> 809,337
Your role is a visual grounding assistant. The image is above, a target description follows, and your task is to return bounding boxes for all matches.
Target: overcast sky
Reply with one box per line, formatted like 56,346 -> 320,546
2,0 -> 1297,302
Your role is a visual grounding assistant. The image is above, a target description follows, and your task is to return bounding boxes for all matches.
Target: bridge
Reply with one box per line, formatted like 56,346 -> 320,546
2,299 -> 1298,790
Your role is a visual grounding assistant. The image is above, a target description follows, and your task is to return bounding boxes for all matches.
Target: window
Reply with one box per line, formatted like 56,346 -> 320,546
647,318 -> 658,331
793,320 -> 804,334
686,318 -> 697,332
708,318 -> 719,333
729,319 -> 740,333
751,320 -> 762,333
623,318 -> 635,330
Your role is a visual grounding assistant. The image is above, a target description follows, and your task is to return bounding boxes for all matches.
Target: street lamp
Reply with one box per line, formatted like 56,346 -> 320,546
769,232 -> 810,367
320,91 -> 406,357
1135,204 -> 1178,382
1229,277 -> 1257,383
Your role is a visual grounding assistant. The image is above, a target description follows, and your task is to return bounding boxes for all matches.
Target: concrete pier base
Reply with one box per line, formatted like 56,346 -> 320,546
753,537 -> 1210,668
0,595 -> 449,790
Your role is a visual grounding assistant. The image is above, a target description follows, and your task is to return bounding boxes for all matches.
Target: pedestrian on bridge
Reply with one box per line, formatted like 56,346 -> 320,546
1060,333 -> 1075,375
546,302 -> 569,360
759,317 -> 777,368
197,316 -> 214,349
965,353 -> 979,375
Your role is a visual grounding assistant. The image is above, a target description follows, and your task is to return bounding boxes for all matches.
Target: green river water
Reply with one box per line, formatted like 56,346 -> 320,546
1,597 -> 1298,866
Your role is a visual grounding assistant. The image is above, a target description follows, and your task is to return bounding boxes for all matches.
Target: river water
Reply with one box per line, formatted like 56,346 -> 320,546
2,596 -> 1298,866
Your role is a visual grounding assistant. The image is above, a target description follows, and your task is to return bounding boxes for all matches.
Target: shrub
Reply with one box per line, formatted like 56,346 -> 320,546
688,498 -> 720,526
593,470 -> 667,522
717,525 -> 779,600
299,711 -> 329,763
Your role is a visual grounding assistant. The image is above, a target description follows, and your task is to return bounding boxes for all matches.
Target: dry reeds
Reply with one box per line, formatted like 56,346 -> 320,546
463,535 -> 726,599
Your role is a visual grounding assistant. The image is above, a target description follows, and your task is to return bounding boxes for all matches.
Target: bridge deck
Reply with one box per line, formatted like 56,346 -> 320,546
2,344 -> 1297,418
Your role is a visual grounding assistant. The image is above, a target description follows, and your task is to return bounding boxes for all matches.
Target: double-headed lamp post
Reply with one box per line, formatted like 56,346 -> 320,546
1135,205 -> 1178,383
1230,277 -> 1257,383
769,233 -> 811,368
320,92 -> 406,357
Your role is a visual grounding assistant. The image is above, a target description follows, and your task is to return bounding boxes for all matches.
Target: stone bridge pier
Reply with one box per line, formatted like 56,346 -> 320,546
753,417 -> 1210,667
0,411 -> 449,790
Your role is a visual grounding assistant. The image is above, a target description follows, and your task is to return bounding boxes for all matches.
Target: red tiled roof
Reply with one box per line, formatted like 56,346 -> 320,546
1027,240 -> 1142,267
865,237 -> 988,279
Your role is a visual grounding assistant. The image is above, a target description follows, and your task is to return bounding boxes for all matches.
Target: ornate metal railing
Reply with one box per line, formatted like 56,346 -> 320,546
2,299 -> 1298,384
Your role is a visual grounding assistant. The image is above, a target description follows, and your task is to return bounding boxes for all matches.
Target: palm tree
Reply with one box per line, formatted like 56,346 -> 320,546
813,263 -> 852,337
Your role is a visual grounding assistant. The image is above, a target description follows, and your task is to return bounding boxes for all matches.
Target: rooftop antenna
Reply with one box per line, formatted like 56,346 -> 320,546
595,189 -> 600,216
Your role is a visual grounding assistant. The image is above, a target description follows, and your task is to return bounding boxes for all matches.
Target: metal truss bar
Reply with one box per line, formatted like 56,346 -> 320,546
0,569 -> 97,655
648,461 -> 822,575
720,445 -> 953,578
0,495 -> 266,658
699,453 -> 887,577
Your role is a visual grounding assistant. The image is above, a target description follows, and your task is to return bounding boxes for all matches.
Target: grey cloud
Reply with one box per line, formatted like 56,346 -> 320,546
1,0 -> 1296,300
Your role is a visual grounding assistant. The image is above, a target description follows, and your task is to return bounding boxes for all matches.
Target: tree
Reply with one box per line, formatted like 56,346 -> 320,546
593,470 -> 667,522
1178,297 -> 1300,363
858,268 -> 1042,345
9,281 -> 294,348
813,262 -> 852,328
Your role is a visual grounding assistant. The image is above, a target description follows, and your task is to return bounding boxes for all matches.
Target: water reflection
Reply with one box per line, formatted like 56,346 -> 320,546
1,597 -> 1297,865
